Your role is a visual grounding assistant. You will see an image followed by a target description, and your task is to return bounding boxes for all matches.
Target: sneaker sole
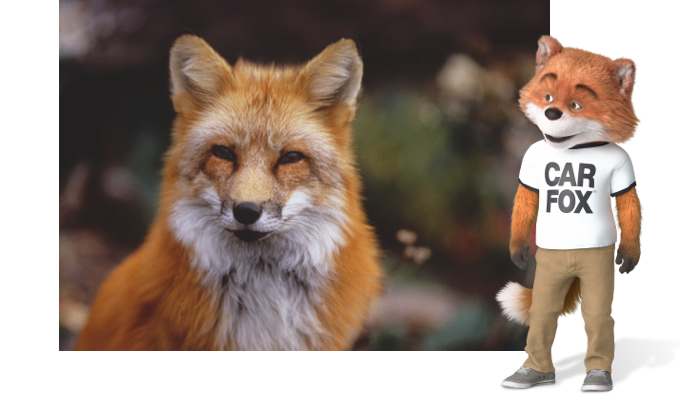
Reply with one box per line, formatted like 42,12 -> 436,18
501,380 -> 555,389
582,384 -> 612,392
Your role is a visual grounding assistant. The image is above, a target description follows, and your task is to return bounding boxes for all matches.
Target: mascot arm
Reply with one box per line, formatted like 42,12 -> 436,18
615,187 -> 641,273
510,184 -> 539,270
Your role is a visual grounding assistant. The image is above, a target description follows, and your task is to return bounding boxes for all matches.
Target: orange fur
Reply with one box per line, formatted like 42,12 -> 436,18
615,187 -> 642,261
499,36 -> 640,324
75,36 -> 382,350
510,184 -> 538,256
519,36 -> 638,144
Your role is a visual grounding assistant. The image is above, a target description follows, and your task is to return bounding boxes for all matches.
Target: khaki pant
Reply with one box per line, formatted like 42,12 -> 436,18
523,245 -> 616,373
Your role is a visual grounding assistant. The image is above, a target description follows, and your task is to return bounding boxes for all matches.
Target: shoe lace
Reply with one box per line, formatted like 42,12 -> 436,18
517,367 -> 533,376
588,369 -> 610,380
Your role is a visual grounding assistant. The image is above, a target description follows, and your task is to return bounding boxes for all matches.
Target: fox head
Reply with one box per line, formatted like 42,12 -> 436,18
519,36 -> 638,149
162,35 -> 362,269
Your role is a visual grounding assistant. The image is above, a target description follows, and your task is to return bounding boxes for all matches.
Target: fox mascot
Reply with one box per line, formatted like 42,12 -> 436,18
75,35 -> 382,350
497,36 -> 641,391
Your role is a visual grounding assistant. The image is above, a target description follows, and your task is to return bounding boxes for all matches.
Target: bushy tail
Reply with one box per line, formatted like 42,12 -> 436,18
496,278 -> 581,325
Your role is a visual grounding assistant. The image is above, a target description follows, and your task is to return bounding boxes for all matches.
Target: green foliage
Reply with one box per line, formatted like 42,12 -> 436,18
126,128 -> 165,224
370,324 -> 409,351
353,88 -> 505,256
420,300 -> 494,350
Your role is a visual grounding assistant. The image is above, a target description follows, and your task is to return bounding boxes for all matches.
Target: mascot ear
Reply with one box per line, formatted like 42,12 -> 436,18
536,36 -> 563,72
610,58 -> 635,99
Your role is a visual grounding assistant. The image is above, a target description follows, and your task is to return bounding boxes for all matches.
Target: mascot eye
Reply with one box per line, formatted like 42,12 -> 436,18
570,102 -> 582,110
278,151 -> 305,164
211,145 -> 236,161
545,94 -> 554,102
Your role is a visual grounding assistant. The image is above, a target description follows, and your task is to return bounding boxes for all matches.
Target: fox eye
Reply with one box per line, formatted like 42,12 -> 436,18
211,145 -> 236,161
545,94 -> 554,102
278,151 -> 305,164
570,102 -> 582,110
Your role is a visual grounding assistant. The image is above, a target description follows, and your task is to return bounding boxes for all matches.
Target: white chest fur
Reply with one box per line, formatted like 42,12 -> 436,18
169,194 -> 347,350
214,249 -> 326,350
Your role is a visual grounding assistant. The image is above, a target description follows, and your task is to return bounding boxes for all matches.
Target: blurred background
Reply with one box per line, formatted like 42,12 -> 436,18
59,0 -> 548,350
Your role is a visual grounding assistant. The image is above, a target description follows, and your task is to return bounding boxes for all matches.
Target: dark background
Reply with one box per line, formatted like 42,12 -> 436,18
59,0 -> 548,350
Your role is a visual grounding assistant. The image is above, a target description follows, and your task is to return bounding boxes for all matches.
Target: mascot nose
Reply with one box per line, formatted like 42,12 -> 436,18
545,108 -> 563,120
233,202 -> 261,225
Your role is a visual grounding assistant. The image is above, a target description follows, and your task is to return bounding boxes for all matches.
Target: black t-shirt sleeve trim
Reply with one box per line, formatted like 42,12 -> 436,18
519,179 -> 539,193
611,181 -> 636,197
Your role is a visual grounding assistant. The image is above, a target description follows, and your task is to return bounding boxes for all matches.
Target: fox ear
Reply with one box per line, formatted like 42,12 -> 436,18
611,59 -> 635,99
536,36 -> 563,72
169,35 -> 233,112
299,39 -> 363,109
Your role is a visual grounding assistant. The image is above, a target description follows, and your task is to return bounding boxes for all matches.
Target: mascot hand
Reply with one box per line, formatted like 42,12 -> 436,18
510,244 -> 530,270
616,247 -> 639,274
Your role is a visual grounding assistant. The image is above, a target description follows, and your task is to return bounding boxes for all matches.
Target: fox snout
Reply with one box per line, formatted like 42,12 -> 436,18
233,202 -> 262,225
545,107 -> 562,120
220,197 -> 284,242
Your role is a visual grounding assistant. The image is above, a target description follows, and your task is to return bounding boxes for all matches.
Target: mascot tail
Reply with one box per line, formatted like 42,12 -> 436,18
496,278 -> 581,325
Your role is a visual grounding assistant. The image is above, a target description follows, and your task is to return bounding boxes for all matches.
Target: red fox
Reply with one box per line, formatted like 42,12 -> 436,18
497,36 -> 642,325
74,35 -> 382,350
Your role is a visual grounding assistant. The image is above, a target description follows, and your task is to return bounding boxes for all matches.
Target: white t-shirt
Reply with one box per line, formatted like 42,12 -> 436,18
518,141 -> 636,249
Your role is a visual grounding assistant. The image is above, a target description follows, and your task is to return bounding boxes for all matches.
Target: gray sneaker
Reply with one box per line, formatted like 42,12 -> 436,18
501,366 -> 555,388
582,369 -> 613,391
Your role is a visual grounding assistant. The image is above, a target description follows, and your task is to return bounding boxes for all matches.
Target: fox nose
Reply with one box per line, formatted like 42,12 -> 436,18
545,108 -> 563,120
233,202 -> 261,225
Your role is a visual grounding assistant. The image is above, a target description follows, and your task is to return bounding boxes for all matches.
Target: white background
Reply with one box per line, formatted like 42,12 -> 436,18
541,0 -> 680,403
6,0 -> 678,408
